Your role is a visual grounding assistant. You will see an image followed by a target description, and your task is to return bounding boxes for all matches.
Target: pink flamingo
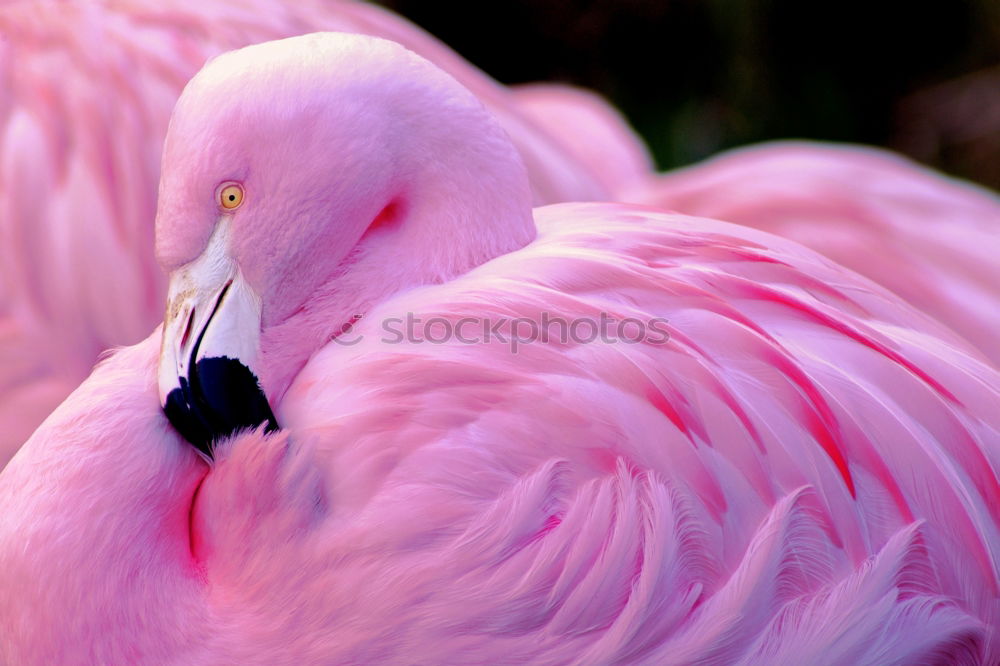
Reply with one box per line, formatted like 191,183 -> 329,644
0,0 -> 618,466
1,33 -> 997,663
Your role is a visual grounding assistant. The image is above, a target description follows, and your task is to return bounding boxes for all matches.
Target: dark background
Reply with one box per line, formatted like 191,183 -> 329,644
376,0 -> 1000,189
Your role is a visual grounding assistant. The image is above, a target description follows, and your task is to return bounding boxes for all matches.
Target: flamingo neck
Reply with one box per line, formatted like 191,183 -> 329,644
259,118 -> 538,406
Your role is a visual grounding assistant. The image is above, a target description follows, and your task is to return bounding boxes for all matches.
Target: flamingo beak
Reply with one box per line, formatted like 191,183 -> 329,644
157,219 -> 278,461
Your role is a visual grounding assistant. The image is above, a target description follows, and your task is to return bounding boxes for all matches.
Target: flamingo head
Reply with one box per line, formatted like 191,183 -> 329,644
153,33 -> 535,459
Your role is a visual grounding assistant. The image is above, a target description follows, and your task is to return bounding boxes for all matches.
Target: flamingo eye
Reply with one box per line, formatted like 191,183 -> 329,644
219,183 -> 244,210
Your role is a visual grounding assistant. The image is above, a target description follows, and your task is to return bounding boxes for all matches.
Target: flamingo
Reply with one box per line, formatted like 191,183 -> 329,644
0,0 -> 615,466
1,33 -> 997,663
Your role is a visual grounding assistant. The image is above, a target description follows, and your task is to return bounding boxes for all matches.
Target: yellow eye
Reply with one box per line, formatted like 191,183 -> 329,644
219,183 -> 244,210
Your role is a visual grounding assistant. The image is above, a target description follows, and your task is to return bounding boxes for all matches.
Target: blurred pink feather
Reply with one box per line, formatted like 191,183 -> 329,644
511,83 -> 655,196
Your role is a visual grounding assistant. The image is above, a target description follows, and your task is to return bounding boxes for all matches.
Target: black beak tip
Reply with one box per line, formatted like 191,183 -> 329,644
163,356 -> 279,460
164,384 -> 216,460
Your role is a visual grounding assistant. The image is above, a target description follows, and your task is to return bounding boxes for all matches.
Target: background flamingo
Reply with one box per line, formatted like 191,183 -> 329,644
0,0 -> 626,464
510,83 -> 655,197
1,33 -> 997,663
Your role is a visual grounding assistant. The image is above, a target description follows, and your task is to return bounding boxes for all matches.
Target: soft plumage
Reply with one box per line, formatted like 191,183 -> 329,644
1,33 -> 997,664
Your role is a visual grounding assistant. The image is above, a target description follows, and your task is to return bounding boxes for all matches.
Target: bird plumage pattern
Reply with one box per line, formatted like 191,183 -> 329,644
1,32 -> 997,664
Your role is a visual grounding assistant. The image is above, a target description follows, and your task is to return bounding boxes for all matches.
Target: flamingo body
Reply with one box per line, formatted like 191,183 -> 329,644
2,205 -> 998,663
1,33 -> 998,663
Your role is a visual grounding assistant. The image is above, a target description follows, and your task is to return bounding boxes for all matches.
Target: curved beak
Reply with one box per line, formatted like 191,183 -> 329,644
158,219 -> 278,460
